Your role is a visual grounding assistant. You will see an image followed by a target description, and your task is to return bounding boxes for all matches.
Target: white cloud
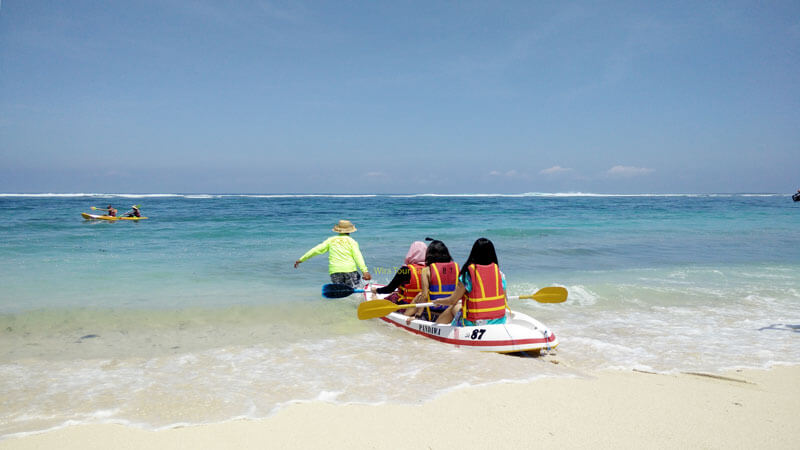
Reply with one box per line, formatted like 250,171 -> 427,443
489,170 -> 521,178
365,171 -> 386,178
539,166 -> 573,175
606,165 -> 654,177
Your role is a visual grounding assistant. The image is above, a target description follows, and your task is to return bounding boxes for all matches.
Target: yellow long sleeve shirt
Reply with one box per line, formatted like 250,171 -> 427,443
298,235 -> 368,274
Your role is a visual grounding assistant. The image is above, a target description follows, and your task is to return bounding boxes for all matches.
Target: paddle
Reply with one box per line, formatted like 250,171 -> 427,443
357,300 -> 435,320
321,283 -> 365,299
513,286 -> 568,304
356,287 -> 568,320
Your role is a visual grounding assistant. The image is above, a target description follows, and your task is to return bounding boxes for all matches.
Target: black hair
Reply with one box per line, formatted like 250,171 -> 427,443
425,240 -> 453,265
459,237 -> 499,278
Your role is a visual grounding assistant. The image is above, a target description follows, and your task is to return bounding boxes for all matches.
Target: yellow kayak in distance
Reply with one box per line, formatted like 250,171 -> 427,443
81,213 -> 148,221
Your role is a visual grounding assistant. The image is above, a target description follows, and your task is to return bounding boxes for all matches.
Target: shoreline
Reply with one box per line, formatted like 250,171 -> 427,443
2,365 -> 798,449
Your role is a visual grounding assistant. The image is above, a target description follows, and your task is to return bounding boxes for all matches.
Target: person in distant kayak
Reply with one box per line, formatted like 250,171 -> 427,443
431,238 -> 508,326
106,205 -> 117,217
401,239 -> 459,323
123,206 -> 141,217
294,220 -> 371,288
370,241 -> 428,304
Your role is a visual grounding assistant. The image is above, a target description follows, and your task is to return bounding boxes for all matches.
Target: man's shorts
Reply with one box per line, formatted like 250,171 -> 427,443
330,271 -> 362,288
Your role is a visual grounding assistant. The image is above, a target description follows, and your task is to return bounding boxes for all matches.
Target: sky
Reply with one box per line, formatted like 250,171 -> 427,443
1,1 -> 798,194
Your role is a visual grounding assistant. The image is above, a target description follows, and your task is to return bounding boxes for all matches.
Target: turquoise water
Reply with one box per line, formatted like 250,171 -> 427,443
1,193 -> 799,437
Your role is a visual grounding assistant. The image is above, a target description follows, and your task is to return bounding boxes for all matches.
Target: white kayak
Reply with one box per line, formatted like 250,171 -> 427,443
362,284 -> 558,354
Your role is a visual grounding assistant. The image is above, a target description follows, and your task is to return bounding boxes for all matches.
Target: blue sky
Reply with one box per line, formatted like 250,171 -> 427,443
1,1 -> 798,194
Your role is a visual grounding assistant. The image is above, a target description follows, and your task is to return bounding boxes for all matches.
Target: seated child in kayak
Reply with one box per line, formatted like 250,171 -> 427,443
431,238 -> 508,326
371,241 -> 427,304
294,220 -> 371,288
106,205 -> 117,217
402,239 -> 458,323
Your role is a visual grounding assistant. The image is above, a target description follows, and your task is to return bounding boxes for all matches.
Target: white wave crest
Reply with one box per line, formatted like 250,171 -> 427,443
564,285 -> 600,306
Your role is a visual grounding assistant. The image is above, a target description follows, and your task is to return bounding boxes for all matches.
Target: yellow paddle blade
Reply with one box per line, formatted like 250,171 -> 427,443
519,287 -> 568,303
358,299 -> 411,320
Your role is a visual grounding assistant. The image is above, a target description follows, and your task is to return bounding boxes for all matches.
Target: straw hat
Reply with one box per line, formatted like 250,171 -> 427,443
333,219 -> 357,233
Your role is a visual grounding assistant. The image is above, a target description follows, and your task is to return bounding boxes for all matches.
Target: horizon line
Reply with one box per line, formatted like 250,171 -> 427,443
0,192 -> 790,198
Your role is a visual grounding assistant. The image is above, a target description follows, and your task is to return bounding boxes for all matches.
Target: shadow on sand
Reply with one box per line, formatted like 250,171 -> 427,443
758,324 -> 800,333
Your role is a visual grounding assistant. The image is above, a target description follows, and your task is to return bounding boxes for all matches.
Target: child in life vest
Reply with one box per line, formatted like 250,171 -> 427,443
402,239 -> 459,324
370,241 -> 427,303
294,220 -> 371,288
431,238 -> 508,326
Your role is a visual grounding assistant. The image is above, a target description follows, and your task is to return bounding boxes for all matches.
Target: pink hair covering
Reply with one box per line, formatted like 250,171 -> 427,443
404,241 -> 427,266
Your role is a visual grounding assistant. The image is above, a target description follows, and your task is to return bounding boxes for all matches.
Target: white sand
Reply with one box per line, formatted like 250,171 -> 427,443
2,365 -> 798,449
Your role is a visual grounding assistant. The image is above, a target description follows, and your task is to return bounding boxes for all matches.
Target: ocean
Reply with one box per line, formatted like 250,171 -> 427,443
1,193 -> 799,437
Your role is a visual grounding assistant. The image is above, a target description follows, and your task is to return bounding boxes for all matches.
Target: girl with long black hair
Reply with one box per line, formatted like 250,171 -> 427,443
402,239 -> 458,323
431,238 -> 508,326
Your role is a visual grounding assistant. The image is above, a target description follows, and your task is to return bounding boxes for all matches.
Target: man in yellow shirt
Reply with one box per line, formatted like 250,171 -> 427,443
294,220 -> 372,287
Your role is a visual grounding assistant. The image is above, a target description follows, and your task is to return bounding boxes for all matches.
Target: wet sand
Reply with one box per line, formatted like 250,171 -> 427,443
2,365 -> 798,449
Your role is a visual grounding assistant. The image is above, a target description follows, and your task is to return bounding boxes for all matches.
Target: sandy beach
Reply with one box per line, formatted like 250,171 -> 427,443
2,364 -> 798,450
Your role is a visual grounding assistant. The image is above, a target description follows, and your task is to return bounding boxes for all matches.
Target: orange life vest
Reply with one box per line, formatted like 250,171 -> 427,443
398,264 -> 424,304
463,263 -> 506,321
428,262 -> 459,301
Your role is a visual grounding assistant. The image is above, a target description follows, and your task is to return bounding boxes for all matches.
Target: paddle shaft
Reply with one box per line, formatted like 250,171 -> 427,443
366,290 -> 566,305
400,302 -> 434,309
372,293 -> 564,303
377,296 -> 540,304
359,287 -> 567,320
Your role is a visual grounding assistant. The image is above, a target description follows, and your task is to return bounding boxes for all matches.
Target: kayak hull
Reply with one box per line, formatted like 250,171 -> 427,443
81,213 -> 148,221
363,284 -> 558,353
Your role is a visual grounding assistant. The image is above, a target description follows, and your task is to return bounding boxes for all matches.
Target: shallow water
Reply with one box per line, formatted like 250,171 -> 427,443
1,193 -> 799,437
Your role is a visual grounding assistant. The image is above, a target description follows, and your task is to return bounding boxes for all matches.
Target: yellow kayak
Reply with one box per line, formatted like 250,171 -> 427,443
81,213 -> 148,221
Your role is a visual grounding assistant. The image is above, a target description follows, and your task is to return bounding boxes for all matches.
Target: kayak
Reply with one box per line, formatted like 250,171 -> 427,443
81,213 -> 148,221
793,193 -> 800,202
362,284 -> 558,354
